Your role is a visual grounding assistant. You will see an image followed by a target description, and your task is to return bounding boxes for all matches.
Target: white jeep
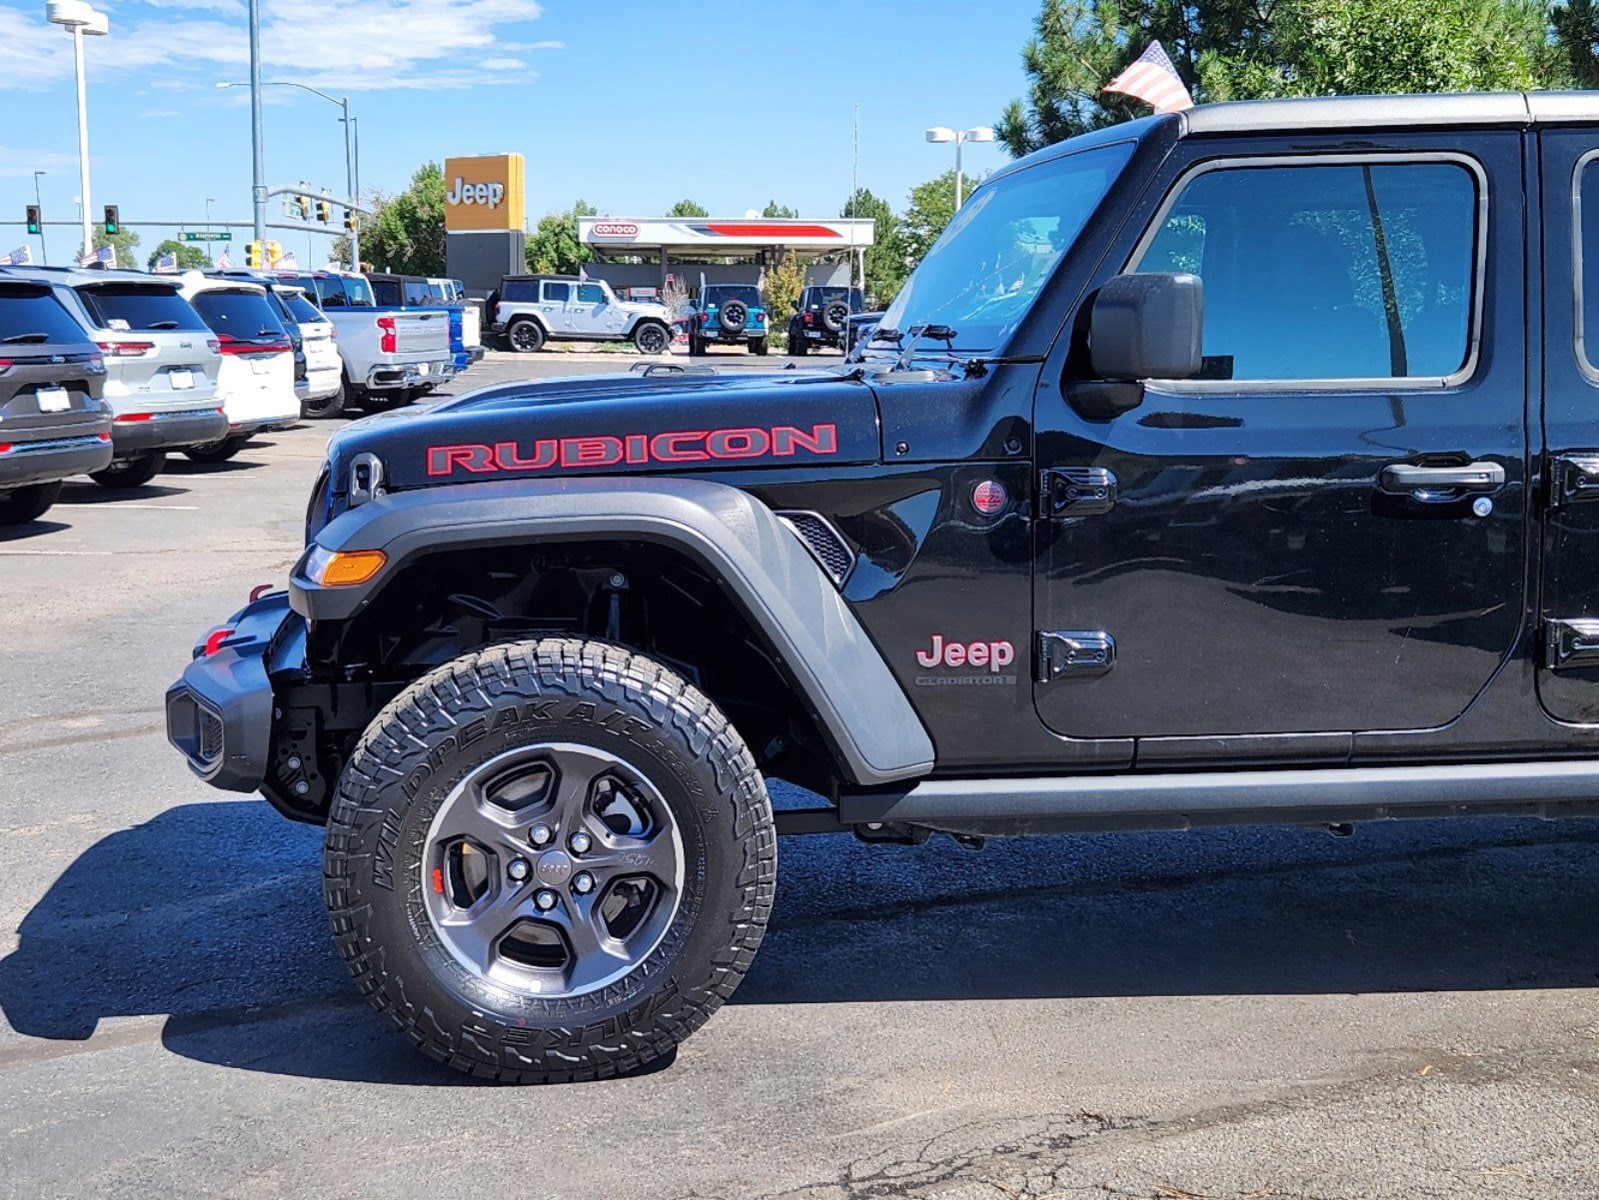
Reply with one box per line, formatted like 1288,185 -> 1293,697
490,274 -> 673,355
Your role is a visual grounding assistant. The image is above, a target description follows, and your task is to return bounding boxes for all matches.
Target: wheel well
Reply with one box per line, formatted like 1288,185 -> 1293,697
303,540 -> 842,794
507,313 -> 549,332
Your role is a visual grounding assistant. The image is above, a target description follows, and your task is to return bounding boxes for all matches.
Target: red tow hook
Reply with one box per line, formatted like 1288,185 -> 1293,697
249,583 -> 275,602
202,628 -> 235,657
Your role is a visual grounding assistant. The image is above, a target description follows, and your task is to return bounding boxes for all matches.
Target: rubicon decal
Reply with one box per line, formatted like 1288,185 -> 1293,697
916,635 -> 1016,673
427,423 -> 839,477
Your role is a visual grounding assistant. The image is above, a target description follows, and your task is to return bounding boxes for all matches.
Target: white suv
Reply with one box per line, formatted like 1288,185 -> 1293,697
178,276 -> 299,463
491,275 -> 672,355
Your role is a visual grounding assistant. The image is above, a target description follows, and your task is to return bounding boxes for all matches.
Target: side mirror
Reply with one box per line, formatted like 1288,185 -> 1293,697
1071,273 -> 1203,420
789,299 -> 800,312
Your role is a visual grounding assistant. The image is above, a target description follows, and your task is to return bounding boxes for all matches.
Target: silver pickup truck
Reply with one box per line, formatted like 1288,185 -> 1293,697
265,270 -> 455,418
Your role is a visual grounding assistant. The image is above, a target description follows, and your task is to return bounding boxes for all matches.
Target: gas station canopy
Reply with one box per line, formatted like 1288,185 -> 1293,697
579,216 -> 875,257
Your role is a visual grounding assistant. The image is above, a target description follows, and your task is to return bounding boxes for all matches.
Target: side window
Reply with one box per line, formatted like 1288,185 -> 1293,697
542,282 -> 572,303
404,281 -> 431,305
577,283 -> 606,304
1575,154 -> 1599,377
1135,158 -> 1479,382
503,281 -> 533,303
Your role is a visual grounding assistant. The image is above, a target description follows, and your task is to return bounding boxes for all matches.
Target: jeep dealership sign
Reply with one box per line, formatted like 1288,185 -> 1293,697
443,153 -> 525,233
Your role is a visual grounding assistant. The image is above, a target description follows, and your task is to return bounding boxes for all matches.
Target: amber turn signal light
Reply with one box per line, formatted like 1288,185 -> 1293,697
302,545 -> 387,587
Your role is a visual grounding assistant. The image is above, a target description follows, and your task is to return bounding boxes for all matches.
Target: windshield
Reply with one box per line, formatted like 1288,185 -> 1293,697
878,139 -> 1135,353
704,285 -> 760,306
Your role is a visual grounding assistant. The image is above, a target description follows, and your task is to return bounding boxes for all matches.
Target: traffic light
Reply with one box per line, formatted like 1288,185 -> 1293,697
266,241 -> 283,267
315,200 -> 331,224
246,240 -> 264,268
102,205 -> 119,235
343,209 -> 357,232
25,205 -> 40,235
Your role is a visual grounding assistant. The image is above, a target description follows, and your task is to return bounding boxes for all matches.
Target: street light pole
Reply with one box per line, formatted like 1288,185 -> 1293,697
248,0 -> 266,245
72,23 -> 90,259
32,171 -> 47,263
341,97 -> 359,270
925,125 -> 994,210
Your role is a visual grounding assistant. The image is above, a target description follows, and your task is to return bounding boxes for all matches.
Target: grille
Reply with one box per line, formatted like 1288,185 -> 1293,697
198,710 -> 224,763
777,511 -> 855,585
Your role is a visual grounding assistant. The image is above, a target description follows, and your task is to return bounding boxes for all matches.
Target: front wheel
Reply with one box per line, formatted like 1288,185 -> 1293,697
632,322 -> 670,355
0,480 -> 63,525
184,435 -> 249,464
507,319 -> 546,354
324,638 -> 776,1083
89,452 -> 165,490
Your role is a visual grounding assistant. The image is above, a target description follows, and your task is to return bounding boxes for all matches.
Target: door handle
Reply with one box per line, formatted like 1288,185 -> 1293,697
1379,461 -> 1505,498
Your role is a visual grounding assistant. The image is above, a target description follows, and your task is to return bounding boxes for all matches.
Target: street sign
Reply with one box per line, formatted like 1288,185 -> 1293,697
180,231 -> 233,243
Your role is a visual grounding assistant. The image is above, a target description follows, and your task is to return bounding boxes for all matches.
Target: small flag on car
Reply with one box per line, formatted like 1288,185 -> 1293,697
1104,40 -> 1193,114
277,250 -> 298,269
216,250 -> 232,268
79,244 -> 116,269
153,252 -> 178,274
1,245 -> 33,266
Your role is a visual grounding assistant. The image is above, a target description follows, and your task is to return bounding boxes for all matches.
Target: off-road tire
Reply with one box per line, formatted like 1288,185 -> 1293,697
789,327 -> 809,356
89,451 -> 165,490
688,335 -> 704,356
822,300 -> 850,334
0,480 -> 63,525
750,337 -> 769,356
718,300 -> 749,334
508,318 -> 546,354
323,638 -> 777,1084
632,321 -> 670,355
184,435 -> 249,464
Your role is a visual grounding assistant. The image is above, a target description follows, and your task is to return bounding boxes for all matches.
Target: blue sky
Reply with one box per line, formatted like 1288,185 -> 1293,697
0,0 -> 1036,265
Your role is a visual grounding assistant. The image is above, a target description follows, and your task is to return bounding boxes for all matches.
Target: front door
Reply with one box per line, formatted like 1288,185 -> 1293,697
1033,133 -> 1528,754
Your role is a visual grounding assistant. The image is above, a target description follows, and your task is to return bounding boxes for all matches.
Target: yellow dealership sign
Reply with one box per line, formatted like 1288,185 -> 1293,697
444,154 -> 525,232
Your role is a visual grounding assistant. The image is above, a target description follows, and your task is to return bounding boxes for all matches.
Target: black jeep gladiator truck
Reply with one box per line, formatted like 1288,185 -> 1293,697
168,92 -> 1599,1083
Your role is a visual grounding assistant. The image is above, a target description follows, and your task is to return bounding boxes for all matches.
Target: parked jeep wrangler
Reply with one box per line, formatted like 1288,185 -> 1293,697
168,92 -> 1599,1083
788,284 -> 864,355
689,283 -> 769,355
491,274 -> 673,355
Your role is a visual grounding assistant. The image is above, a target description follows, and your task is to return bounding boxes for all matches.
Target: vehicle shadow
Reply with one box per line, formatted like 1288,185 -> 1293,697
57,482 -> 190,504
161,458 -> 270,475
0,519 -> 72,541
2,799 -> 1596,1085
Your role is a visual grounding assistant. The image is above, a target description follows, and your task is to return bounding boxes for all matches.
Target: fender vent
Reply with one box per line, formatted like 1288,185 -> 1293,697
776,511 -> 856,586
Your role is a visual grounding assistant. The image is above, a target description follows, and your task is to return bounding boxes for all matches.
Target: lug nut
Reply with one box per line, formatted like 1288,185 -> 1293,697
573,872 -> 595,895
529,823 -> 552,846
534,889 -> 558,911
569,831 -> 591,855
293,781 -> 309,795
287,755 -> 302,770
507,858 -> 529,881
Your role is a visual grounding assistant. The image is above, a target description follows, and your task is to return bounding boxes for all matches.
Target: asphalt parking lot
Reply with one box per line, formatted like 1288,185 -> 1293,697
3,347 -> 1599,1199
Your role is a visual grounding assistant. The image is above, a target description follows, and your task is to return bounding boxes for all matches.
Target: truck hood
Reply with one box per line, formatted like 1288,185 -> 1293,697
324,368 -> 882,501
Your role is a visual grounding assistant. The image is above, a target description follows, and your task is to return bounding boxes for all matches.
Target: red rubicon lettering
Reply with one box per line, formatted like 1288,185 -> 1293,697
425,421 -> 842,476
561,436 -> 624,467
428,444 -> 496,475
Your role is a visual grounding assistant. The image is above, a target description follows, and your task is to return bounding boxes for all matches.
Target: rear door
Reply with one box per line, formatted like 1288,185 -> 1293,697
1033,132 -> 1528,760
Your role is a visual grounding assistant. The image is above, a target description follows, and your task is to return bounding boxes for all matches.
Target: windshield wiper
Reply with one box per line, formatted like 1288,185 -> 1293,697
1,332 -> 50,344
147,320 -> 180,329
895,324 -> 957,372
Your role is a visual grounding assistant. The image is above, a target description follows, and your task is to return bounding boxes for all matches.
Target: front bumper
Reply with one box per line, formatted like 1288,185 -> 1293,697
365,359 -> 455,392
111,407 -> 231,456
166,591 -> 297,793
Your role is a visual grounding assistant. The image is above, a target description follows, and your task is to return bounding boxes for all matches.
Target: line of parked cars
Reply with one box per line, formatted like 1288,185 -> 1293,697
0,264 -> 483,526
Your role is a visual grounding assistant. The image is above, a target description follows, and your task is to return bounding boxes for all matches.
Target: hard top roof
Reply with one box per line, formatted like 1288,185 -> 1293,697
0,265 -> 184,291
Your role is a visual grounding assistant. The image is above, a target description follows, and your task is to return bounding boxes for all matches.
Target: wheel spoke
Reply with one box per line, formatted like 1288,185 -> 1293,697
548,749 -> 605,831
435,885 -> 532,974
554,894 -> 633,992
430,781 -> 509,847
579,830 -> 679,889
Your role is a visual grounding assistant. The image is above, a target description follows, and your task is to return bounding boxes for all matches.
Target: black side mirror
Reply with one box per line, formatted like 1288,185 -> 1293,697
1071,272 -> 1203,420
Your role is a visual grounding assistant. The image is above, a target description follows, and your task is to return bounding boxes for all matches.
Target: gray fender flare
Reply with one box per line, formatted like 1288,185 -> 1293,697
289,476 -> 935,786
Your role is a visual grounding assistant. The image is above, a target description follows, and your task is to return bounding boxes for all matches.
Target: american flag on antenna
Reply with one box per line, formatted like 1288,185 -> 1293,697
1,245 -> 34,266
216,250 -> 232,268
79,244 -> 116,269
153,251 -> 178,274
1104,41 -> 1193,114
276,250 -> 298,269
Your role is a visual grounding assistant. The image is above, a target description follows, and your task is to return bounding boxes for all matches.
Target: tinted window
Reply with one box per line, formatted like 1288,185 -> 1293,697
404,280 -> 431,305
342,276 -> 375,308
0,286 -> 91,344
503,280 -> 536,302
191,290 -> 287,341
282,292 -> 324,324
706,285 -> 760,306
1576,157 -> 1599,375
370,279 -> 403,307
426,282 -> 449,302
1138,160 -> 1477,381
882,139 -> 1135,352
543,281 -> 571,303
577,283 -> 606,303
78,284 -> 209,333
806,287 -> 863,309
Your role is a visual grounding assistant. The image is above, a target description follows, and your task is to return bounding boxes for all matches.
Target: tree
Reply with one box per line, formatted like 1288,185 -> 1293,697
761,200 -> 798,218
525,200 -> 597,274
147,239 -> 209,272
763,251 -> 804,342
842,187 -> 908,308
998,0 -> 1564,157
902,171 -> 963,272
667,199 -> 709,217
361,162 -> 447,275
1553,0 -> 1599,87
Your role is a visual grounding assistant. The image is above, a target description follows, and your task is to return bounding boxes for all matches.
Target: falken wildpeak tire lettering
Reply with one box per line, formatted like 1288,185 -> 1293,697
322,637 -> 776,1083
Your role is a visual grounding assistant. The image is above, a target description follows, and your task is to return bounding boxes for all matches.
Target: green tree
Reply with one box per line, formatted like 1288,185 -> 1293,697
147,238 -> 210,272
763,251 -> 804,344
667,199 -> 710,217
361,162 -> 448,275
90,228 -> 140,268
998,0 -> 1565,157
525,200 -> 597,274
761,200 -> 798,218
1553,0 -> 1599,87
842,187 -> 908,308
902,171 -> 963,271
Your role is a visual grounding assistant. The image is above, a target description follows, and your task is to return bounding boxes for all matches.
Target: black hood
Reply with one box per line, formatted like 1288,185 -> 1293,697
324,368 -> 883,501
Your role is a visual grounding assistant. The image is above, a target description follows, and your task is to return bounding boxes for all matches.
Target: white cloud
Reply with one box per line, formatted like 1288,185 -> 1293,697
478,58 -> 527,71
139,108 -> 182,118
0,144 -> 79,179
